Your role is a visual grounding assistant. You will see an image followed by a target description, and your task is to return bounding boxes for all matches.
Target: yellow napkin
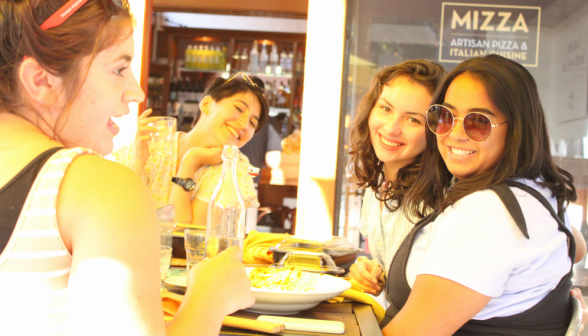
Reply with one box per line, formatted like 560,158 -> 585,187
243,231 -> 291,264
161,290 -> 184,323
326,279 -> 385,323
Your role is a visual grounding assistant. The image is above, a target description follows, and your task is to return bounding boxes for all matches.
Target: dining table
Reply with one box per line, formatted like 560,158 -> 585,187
165,266 -> 383,336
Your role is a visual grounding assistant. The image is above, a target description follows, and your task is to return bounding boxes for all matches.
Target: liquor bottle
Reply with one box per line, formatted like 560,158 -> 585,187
185,77 -> 193,103
192,45 -> 198,69
169,77 -> 178,102
287,49 -> 294,74
295,49 -> 304,75
279,48 -> 288,74
213,46 -> 221,70
194,81 -> 204,103
185,45 -> 193,68
259,44 -> 268,72
220,44 -> 227,71
277,82 -> 286,107
269,45 -> 279,74
205,145 -> 246,258
195,45 -> 204,69
264,81 -> 274,107
233,48 -> 241,73
203,45 -> 211,70
178,78 -> 187,103
240,48 -> 249,72
249,41 -> 259,73
284,80 -> 292,107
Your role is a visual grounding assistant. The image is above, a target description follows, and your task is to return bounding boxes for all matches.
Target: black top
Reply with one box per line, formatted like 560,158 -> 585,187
240,120 -> 282,183
381,180 -> 575,335
0,147 -> 63,253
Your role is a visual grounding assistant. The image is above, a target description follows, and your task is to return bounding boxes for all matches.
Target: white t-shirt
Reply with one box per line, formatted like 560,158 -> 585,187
360,188 -> 419,275
406,179 -> 572,320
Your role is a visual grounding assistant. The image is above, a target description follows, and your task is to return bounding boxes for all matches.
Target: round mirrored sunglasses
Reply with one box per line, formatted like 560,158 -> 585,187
425,104 -> 507,143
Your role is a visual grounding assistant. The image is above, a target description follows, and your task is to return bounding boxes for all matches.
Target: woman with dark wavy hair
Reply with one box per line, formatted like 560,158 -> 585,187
347,60 -> 446,296
381,55 -> 587,335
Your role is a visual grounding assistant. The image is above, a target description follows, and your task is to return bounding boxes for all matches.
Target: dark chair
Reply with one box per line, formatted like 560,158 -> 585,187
256,183 -> 298,234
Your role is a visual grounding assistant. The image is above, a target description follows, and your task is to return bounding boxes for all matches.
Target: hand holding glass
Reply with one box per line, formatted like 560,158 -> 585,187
147,117 -> 176,155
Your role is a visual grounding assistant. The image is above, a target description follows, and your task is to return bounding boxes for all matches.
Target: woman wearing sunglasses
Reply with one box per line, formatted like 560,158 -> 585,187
380,55 -> 587,335
0,0 -> 254,335
114,73 -> 269,225
347,59 -> 446,296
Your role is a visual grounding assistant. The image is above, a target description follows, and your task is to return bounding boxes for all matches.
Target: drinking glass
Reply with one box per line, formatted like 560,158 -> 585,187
185,229 -> 206,270
160,245 -> 173,289
148,117 -> 177,155
159,223 -> 174,248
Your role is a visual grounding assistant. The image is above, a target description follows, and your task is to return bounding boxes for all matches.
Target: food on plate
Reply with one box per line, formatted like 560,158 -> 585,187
248,267 -> 322,291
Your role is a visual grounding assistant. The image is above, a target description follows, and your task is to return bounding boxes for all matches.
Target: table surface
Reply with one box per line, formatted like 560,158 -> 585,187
220,302 -> 383,336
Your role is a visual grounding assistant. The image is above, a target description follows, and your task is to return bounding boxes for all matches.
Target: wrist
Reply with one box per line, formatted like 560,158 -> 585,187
177,158 -> 203,177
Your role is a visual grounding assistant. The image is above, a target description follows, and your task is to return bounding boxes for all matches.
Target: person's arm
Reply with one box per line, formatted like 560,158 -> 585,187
191,198 -> 209,226
382,275 -> 491,336
169,147 -> 222,223
58,155 -> 252,336
571,225 -> 587,263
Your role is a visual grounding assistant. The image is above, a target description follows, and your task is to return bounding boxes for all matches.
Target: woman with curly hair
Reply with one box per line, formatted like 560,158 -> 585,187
347,59 -> 446,295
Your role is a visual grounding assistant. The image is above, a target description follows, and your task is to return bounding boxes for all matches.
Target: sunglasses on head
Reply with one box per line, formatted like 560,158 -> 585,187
426,104 -> 507,143
40,0 -> 123,30
223,72 -> 258,88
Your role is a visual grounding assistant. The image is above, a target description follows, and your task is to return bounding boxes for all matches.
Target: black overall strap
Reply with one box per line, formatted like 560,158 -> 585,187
505,180 -> 576,263
381,211 -> 438,328
489,183 -> 529,239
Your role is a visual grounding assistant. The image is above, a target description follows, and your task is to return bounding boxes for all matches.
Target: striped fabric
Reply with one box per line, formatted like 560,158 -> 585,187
0,147 -> 97,336
360,188 -> 421,276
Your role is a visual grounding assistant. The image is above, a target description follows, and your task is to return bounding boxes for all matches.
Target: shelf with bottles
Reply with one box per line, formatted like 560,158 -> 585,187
181,36 -> 228,72
230,39 -> 304,78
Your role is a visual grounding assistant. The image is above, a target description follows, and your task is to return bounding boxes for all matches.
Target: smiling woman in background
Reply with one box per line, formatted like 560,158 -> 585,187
115,74 -> 269,225
381,55 -> 587,335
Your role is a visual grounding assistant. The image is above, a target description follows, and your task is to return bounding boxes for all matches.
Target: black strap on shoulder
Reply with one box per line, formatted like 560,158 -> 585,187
505,180 -> 576,263
489,183 -> 529,239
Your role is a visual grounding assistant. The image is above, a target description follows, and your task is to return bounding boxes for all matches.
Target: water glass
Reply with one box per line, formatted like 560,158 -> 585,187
159,223 -> 174,248
185,229 -> 206,270
148,117 -> 176,155
159,245 -> 173,289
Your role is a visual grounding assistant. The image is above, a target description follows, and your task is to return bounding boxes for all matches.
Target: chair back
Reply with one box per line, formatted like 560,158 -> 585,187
566,297 -> 582,336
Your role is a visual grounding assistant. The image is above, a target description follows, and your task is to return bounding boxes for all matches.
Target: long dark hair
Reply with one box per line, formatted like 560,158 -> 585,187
0,0 -> 133,136
405,55 -> 576,219
191,76 -> 269,132
348,59 -> 446,213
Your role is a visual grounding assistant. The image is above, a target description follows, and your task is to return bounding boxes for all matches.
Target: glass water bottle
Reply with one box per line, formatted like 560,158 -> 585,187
205,145 -> 246,258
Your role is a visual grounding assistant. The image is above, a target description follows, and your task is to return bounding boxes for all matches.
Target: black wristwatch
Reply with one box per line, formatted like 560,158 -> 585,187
171,177 -> 196,191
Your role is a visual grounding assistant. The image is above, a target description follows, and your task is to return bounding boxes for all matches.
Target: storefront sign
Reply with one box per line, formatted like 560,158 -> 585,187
439,3 -> 541,67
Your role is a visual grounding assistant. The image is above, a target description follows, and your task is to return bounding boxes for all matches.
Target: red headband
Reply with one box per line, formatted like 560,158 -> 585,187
40,0 -> 90,30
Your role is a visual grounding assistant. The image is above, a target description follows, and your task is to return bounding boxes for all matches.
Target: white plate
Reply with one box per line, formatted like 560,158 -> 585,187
165,267 -> 351,315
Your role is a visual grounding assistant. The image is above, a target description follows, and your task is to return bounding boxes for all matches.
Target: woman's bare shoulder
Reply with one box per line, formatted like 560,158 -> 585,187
56,154 -> 157,247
